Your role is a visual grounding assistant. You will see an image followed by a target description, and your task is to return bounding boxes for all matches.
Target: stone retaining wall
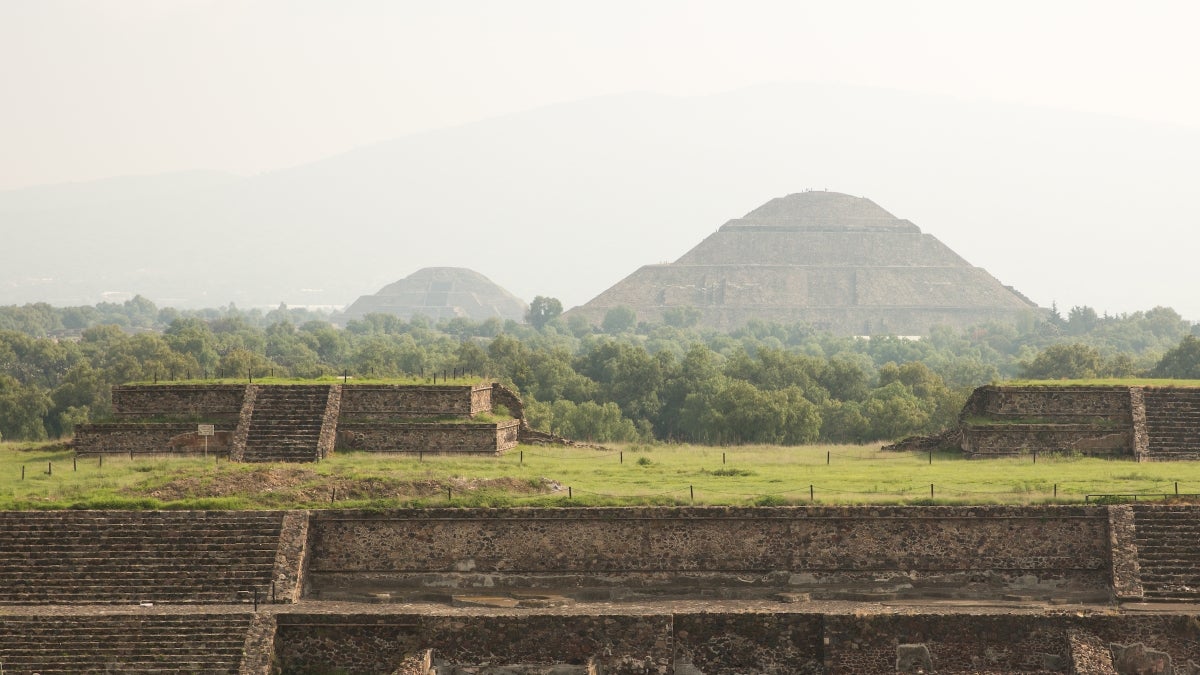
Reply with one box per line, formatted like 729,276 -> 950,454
963,385 -> 1133,419
304,506 -> 1111,602
961,424 -> 1130,457
335,419 -> 520,455
111,384 -> 246,419
338,384 -> 493,419
273,613 -> 670,675
270,611 -> 1200,675
73,422 -> 234,455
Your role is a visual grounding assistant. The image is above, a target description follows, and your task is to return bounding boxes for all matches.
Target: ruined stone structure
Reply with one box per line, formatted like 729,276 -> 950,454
3,505 -> 1200,673
340,267 -> 528,323
957,384 -> 1200,460
74,382 -> 524,461
567,191 -> 1041,335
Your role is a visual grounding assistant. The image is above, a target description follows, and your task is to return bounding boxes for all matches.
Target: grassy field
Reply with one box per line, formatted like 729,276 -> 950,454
2,440 -> 1199,510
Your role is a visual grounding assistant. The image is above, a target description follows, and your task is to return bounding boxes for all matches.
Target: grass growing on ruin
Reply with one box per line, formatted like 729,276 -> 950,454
4,440 -> 1200,509
123,376 -> 486,386
1004,378 -> 1200,387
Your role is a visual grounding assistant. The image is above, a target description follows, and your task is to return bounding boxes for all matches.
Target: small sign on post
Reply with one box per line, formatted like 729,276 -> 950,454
198,424 -> 215,458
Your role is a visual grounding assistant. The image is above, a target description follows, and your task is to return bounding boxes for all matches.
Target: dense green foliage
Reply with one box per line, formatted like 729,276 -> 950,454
0,296 -> 1196,444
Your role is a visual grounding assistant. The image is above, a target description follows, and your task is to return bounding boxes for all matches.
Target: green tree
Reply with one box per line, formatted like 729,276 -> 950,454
1020,343 -> 1104,379
1150,335 -> 1200,379
601,306 -> 637,334
526,296 -> 563,330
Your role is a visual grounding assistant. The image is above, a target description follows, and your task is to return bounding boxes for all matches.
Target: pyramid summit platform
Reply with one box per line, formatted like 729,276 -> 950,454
569,191 -> 1041,335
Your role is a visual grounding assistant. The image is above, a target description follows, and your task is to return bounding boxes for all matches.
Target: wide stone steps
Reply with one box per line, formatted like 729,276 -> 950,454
1131,504 -> 1200,600
0,511 -> 284,605
0,614 -> 250,674
1142,390 -> 1200,458
242,385 -> 332,463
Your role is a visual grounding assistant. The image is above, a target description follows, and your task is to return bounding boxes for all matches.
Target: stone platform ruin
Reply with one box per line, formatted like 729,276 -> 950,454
74,382 -> 526,462
3,505 -> 1200,673
953,384 -> 1200,460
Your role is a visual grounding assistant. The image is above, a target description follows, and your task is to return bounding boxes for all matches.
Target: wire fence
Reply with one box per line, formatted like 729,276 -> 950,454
7,447 -> 1200,506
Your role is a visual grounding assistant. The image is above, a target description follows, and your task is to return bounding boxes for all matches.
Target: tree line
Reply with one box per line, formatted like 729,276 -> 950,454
0,296 -> 1198,444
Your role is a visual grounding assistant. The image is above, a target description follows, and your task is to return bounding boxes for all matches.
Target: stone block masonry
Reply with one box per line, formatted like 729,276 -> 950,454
304,506 -> 1111,603
112,384 -> 246,419
80,382 -> 519,461
956,384 -> 1200,460
336,419 -> 520,455
338,383 -> 493,420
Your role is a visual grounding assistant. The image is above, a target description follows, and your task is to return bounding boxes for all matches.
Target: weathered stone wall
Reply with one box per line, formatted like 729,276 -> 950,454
959,385 -> 1138,459
273,613 -> 671,675
965,385 -> 1133,420
111,384 -> 246,419
490,382 -> 526,423
316,384 -> 342,460
335,420 -> 520,455
304,506 -> 1111,602
338,384 -> 492,419
961,424 -> 1131,457
73,423 -> 234,455
269,610 -> 1200,675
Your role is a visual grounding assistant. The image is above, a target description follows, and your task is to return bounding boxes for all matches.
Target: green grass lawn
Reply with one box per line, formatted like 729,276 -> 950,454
3,440 -> 1199,510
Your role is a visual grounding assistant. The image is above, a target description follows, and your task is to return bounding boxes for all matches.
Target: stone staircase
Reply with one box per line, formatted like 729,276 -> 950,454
242,385 -> 334,462
0,511 -> 284,605
0,613 -> 251,674
1142,388 -> 1200,460
1131,504 -> 1200,601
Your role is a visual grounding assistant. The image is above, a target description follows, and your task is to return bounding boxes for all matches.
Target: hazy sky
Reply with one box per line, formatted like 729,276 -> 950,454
4,0 -> 1200,190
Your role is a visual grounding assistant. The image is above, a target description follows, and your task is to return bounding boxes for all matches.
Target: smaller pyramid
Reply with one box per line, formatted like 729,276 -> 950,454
340,268 -> 527,323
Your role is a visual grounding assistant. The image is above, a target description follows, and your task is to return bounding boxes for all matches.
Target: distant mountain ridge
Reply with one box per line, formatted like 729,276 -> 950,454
3,82 -> 1199,319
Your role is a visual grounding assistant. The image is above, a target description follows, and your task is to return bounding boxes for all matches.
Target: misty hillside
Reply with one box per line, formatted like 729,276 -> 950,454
3,82 -> 1199,318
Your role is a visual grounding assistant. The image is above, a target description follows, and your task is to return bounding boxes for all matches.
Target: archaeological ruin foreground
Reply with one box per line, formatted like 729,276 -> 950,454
957,384 -> 1200,460
568,191 -> 1041,335
74,382 -> 526,461
1,505 -> 1199,673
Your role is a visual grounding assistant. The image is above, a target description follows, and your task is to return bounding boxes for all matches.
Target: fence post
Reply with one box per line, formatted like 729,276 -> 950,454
47,462 -> 51,477
20,466 -> 24,480
1054,483 -> 1057,498
520,450 -> 524,465
73,457 -> 77,472
722,452 -> 726,465
928,451 -> 932,465
618,451 -> 622,464
447,487 -> 452,501
690,485 -> 694,503
930,483 -> 934,499
810,484 -> 814,503
568,486 -> 572,499
1176,482 -> 1179,496
827,451 -> 830,465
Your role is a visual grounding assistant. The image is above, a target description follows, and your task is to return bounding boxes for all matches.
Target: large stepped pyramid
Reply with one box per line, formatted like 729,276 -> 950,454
0,613 -> 252,674
0,511 -> 284,605
242,384 -> 337,463
1131,504 -> 1200,602
567,191 -> 1042,335
1143,388 -> 1200,460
